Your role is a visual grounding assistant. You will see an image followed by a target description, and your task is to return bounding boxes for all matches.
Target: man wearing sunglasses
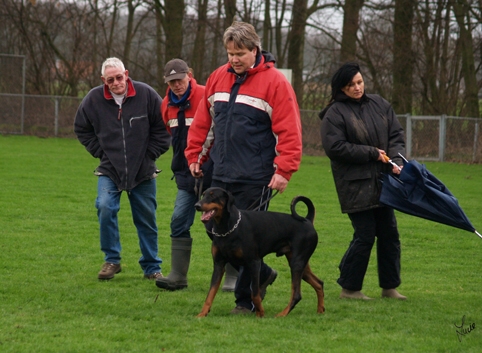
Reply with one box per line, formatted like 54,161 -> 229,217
74,57 -> 170,281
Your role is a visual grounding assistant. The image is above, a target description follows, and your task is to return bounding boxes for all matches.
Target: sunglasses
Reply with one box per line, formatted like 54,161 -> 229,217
105,74 -> 125,85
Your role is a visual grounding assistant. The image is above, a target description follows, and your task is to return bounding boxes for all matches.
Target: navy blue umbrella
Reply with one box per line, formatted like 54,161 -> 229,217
380,155 -> 481,239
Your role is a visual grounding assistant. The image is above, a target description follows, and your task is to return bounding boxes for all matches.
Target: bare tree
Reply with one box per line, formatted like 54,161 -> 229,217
273,0 -> 289,67
452,0 -> 479,117
355,3 -> 393,98
123,0 -> 152,65
287,0 -> 337,105
1,0 -> 480,117
0,0 -> 95,96
263,0 -> 271,51
191,0 -> 209,80
224,0 -> 237,28
152,0 -> 165,86
208,0 -> 225,75
392,0 -> 415,114
159,0 -> 185,61
413,0 -> 462,115
340,0 -> 365,62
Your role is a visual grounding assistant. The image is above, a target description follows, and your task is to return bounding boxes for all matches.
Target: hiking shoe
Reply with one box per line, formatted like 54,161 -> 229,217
381,288 -> 407,300
98,263 -> 121,280
260,269 -> 278,299
230,305 -> 254,315
144,272 -> 163,280
340,288 -> 373,300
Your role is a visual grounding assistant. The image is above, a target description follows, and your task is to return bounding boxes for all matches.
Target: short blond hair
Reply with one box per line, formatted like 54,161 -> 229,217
101,57 -> 125,76
223,21 -> 261,53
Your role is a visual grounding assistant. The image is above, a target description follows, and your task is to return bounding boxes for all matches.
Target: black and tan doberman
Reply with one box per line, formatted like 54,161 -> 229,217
195,187 -> 325,318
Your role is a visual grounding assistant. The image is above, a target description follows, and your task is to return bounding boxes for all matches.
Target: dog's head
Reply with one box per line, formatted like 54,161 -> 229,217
195,187 -> 235,224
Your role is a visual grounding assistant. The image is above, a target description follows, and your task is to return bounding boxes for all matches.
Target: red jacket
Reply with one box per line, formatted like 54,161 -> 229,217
162,77 -> 211,191
185,52 -> 302,184
162,77 -> 204,136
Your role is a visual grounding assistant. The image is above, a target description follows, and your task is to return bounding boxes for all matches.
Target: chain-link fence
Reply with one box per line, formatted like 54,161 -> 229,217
302,112 -> 482,163
2,53 -> 481,162
398,115 -> 482,163
1,93 -> 81,137
1,93 -> 481,163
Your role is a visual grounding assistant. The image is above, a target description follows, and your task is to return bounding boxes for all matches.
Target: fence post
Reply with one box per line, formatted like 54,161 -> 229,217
21,56 -> 26,134
474,120 -> 479,163
405,114 -> 412,159
54,97 -> 59,137
439,115 -> 446,162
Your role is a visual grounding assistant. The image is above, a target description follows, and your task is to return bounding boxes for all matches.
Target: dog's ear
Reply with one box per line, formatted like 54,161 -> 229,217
224,189 -> 235,211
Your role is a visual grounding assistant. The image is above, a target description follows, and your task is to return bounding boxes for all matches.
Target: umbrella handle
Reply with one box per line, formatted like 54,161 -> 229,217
383,155 -> 402,171
398,153 -> 409,163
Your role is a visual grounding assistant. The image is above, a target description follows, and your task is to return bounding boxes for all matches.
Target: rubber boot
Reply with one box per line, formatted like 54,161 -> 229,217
222,263 -> 238,292
155,237 -> 192,291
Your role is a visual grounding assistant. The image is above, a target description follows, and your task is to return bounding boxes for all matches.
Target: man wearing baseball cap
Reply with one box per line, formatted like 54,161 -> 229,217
155,59 -> 213,291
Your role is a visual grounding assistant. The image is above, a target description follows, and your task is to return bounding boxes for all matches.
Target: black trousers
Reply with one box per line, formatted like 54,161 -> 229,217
337,207 -> 401,291
211,180 -> 273,310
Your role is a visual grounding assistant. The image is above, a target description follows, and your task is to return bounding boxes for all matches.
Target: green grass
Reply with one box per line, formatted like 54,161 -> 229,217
0,135 -> 481,352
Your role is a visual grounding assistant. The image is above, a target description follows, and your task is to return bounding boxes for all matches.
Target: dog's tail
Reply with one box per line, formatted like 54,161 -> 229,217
290,196 -> 315,223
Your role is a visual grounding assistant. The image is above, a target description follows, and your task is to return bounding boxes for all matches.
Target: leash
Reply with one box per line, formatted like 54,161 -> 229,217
247,188 -> 279,211
194,177 -> 204,200
206,186 -> 278,237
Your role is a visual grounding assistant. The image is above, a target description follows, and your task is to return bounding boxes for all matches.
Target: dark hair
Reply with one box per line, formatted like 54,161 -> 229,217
330,62 -> 361,101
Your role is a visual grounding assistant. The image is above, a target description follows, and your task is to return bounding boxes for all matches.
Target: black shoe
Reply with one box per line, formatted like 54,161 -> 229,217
230,305 -> 254,315
260,269 -> 278,299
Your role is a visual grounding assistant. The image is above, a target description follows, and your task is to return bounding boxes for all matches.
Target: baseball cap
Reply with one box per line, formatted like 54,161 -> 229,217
164,59 -> 189,82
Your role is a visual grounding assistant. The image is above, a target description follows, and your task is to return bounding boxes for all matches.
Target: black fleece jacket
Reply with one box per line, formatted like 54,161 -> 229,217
74,78 -> 170,191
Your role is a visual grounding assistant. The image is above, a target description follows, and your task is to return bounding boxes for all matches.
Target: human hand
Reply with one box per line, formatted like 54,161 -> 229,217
189,162 -> 203,178
268,174 -> 288,193
377,149 -> 387,162
392,164 -> 402,175
381,153 -> 402,174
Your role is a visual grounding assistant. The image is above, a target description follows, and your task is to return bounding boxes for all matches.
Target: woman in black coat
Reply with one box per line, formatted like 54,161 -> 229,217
320,62 -> 407,300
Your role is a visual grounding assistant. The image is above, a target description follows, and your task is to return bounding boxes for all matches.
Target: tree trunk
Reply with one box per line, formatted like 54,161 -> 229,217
392,0 -> 415,114
262,0 -> 271,51
224,0 -> 237,29
164,0 -> 184,61
154,2 -> 164,89
274,0 -> 288,67
340,0 -> 365,62
452,0 -> 479,117
209,0 -> 224,74
287,0 -> 308,105
191,0 -> 208,80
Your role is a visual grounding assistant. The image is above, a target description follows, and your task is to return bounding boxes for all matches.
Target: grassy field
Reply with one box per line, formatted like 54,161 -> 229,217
0,135 -> 481,353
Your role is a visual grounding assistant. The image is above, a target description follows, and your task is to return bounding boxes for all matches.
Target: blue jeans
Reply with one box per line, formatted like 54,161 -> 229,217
95,176 -> 162,275
170,189 -> 197,238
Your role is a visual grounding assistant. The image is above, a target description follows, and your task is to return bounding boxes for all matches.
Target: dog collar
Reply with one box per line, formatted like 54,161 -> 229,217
210,211 -> 242,237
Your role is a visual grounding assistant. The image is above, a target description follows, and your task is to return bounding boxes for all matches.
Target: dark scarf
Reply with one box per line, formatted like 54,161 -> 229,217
169,83 -> 191,107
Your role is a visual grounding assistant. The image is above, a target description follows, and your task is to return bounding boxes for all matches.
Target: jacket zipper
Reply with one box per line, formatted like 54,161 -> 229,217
119,106 -> 128,189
